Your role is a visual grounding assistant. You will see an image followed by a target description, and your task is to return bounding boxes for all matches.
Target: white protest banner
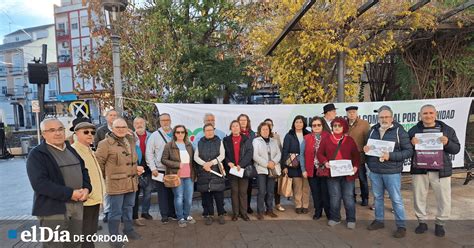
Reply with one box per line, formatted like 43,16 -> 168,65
156,97 -> 473,171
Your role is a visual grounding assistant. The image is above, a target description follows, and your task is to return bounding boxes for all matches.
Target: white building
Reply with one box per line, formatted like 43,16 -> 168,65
0,24 -> 58,129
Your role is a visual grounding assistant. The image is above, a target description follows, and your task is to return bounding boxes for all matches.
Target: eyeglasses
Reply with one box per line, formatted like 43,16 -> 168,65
114,126 -> 128,129
43,127 -> 65,133
175,131 -> 186,134
312,124 -> 322,127
333,124 -> 343,128
82,130 -> 96,135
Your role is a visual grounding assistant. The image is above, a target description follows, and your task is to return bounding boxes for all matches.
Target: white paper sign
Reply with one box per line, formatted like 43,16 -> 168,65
152,172 -> 164,182
366,139 -> 395,158
329,160 -> 354,177
229,167 -> 244,178
415,133 -> 443,150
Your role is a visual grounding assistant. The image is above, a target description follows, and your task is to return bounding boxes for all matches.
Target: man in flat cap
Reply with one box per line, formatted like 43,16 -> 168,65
322,103 -> 337,131
72,122 -> 105,248
346,106 -> 370,206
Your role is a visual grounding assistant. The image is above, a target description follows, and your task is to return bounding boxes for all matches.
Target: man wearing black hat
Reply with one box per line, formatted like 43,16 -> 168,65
322,103 -> 337,131
346,106 -> 370,206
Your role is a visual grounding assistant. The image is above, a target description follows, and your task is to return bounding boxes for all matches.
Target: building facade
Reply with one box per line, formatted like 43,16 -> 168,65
0,24 -> 59,129
54,0 -> 103,123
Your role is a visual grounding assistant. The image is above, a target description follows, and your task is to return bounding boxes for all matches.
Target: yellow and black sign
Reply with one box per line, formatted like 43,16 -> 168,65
69,101 -> 89,117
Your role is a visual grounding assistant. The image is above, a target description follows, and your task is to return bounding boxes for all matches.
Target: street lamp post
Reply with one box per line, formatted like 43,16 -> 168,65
102,0 -> 128,115
23,84 -> 32,129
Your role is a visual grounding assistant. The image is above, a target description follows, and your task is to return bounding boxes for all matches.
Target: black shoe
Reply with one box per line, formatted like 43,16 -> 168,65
247,207 -> 254,214
218,215 -> 225,225
232,215 -> 238,221
295,208 -> 302,214
312,215 -> 320,220
435,224 -> 445,237
415,223 -> 428,234
393,227 -> 406,238
367,220 -> 385,230
161,217 -> 170,224
205,216 -> 213,225
301,208 -> 309,214
141,213 -> 153,220
241,215 -> 250,221
361,199 -> 368,206
103,212 -> 108,223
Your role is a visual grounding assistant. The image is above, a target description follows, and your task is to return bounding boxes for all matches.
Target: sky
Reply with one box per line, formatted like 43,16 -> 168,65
0,0 -> 60,44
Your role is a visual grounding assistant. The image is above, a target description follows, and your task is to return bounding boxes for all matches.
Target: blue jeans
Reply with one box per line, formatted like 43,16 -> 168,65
108,192 -> 135,236
141,174 -> 155,214
172,178 -> 194,220
369,172 -> 406,228
103,193 -> 110,213
327,177 -> 356,222
257,174 -> 275,213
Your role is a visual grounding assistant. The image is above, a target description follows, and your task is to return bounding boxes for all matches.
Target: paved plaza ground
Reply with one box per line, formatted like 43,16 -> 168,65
1,157 -> 473,248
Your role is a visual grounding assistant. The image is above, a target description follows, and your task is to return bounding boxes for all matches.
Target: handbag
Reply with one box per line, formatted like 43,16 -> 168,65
278,173 -> 293,197
164,173 -> 181,188
244,165 -> 257,178
268,168 -> 279,178
316,138 -> 343,177
285,153 -> 300,168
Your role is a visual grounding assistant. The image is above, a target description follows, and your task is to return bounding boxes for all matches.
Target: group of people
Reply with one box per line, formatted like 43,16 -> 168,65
26,103 -> 460,247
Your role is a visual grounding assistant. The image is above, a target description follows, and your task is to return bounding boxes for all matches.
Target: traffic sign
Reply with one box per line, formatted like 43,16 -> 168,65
31,100 -> 40,113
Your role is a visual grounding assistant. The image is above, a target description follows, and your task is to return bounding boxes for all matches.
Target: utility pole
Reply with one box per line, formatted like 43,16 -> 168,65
36,44 -> 47,122
111,35 -> 123,114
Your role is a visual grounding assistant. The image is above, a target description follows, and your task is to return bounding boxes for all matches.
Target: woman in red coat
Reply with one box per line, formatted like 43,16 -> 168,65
299,116 -> 331,220
317,117 -> 360,229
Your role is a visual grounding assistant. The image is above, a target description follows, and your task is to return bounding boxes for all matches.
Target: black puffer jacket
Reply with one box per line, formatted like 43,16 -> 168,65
408,120 -> 460,178
195,136 -> 226,192
366,122 -> 413,174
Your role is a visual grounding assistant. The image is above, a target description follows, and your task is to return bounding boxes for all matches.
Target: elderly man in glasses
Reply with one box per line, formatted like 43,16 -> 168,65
26,118 -> 92,248
72,122 -> 105,248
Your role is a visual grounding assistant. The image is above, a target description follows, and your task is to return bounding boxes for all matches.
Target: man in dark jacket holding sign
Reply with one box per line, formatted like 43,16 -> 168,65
408,104 -> 460,237
364,105 -> 413,238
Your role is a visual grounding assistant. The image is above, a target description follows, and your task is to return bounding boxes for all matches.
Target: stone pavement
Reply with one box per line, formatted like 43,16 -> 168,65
1,157 -> 473,247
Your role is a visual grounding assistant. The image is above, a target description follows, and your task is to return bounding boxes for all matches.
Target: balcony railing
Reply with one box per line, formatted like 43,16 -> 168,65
56,29 -> 70,39
58,55 -> 72,67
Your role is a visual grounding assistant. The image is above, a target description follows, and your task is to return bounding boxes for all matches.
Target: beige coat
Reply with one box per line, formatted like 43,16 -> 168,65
95,133 -> 139,195
72,142 -> 105,206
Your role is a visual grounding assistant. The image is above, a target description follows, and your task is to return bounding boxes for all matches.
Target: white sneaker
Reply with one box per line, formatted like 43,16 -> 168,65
178,219 -> 187,228
347,222 -> 356,229
328,220 -> 341,227
276,204 -> 286,212
186,216 -> 196,224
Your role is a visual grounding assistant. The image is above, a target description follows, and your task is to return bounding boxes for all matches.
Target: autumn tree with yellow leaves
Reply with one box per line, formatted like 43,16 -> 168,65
244,0 -> 439,103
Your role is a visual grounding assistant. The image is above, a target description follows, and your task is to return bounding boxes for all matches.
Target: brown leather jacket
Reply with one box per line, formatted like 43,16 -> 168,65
95,133 -> 139,195
161,141 -> 196,181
